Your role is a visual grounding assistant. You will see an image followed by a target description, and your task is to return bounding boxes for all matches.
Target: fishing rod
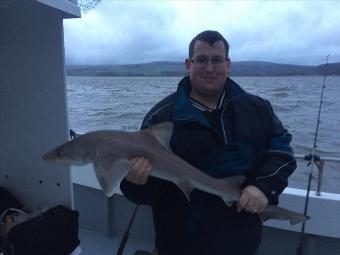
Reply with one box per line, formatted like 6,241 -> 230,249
296,55 -> 330,255
116,205 -> 139,255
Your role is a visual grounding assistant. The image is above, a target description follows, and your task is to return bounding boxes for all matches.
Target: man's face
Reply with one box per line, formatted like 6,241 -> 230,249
185,40 -> 230,99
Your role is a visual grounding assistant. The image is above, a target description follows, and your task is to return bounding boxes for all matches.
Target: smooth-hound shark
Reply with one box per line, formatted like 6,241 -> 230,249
42,122 -> 309,225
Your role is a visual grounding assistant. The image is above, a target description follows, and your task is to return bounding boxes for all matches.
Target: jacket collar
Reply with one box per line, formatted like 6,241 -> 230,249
190,91 -> 225,112
172,76 -> 245,126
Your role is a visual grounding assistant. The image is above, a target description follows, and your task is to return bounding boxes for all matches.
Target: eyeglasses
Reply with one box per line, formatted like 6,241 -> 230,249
191,56 -> 228,67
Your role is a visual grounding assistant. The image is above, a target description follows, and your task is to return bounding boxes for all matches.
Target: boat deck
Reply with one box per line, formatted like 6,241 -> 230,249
72,175 -> 340,255
77,228 -> 154,255
76,226 -> 340,255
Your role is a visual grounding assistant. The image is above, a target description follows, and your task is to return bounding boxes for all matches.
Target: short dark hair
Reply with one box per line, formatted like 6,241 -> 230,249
189,30 -> 229,59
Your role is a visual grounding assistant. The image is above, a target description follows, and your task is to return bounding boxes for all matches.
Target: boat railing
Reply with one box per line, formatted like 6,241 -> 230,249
294,154 -> 340,196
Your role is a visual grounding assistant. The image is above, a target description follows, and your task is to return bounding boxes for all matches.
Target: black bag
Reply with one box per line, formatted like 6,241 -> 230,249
7,205 -> 80,255
0,186 -> 23,254
0,187 -> 22,215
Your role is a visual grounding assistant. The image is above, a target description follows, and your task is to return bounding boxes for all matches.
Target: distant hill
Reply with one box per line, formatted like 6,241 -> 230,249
66,61 -> 340,77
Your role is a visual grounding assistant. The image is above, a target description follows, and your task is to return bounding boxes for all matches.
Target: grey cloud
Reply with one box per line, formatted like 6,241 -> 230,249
65,0 -> 179,64
64,1 -> 340,65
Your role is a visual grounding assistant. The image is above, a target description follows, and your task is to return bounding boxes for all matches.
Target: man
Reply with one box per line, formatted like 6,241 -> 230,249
120,30 -> 296,255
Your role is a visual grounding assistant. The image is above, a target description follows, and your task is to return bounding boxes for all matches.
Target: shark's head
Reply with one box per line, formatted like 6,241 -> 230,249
42,138 -> 92,165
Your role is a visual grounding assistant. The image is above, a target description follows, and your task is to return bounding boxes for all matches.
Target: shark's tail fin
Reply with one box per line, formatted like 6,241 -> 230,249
287,213 -> 310,225
291,215 -> 310,225
260,206 -> 310,225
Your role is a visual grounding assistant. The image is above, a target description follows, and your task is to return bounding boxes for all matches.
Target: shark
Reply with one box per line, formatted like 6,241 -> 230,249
42,122 -> 308,225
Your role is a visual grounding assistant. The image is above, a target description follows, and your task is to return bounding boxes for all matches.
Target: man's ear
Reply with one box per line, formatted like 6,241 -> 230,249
226,57 -> 231,67
226,57 -> 231,74
185,58 -> 191,74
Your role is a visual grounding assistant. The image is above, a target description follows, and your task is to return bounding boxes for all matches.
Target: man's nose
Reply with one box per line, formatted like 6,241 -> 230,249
205,61 -> 215,71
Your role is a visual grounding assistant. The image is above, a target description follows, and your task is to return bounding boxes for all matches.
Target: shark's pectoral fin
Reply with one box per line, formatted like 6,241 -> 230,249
175,180 -> 194,202
93,159 -> 130,197
221,195 -> 237,207
217,175 -> 246,206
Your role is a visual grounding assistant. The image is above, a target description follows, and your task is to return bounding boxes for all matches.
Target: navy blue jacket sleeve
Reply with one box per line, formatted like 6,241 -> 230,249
247,103 -> 297,205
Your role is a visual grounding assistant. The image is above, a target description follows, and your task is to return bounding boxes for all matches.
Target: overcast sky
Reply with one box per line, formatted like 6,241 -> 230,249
64,0 -> 340,65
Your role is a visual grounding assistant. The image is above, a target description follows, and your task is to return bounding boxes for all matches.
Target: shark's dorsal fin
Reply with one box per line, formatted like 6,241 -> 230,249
144,122 -> 174,151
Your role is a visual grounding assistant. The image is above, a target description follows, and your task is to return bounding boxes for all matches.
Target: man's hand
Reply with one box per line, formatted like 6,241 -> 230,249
237,185 -> 268,214
125,157 -> 152,185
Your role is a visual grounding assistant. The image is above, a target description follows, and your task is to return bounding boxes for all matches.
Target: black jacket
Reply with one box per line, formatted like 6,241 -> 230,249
120,76 -> 296,255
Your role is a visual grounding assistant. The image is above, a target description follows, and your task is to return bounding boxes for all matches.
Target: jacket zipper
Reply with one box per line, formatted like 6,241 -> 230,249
220,100 -> 231,145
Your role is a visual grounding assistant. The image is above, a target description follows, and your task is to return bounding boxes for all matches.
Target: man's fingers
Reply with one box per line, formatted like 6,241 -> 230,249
126,157 -> 152,185
144,159 -> 152,173
132,157 -> 146,178
140,158 -> 151,173
238,189 -> 258,214
130,157 -> 138,164
245,202 -> 257,213
239,185 -> 269,214
126,157 -> 139,175
125,157 -> 139,179
135,158 -> 151,183
237,192 -> 250,212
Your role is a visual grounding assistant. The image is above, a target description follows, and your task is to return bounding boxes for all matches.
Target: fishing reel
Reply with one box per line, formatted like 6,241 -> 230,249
304,153 -> 322,171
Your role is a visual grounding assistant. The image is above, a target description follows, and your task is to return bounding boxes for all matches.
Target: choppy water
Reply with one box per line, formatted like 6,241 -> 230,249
66,76 -> 340,194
